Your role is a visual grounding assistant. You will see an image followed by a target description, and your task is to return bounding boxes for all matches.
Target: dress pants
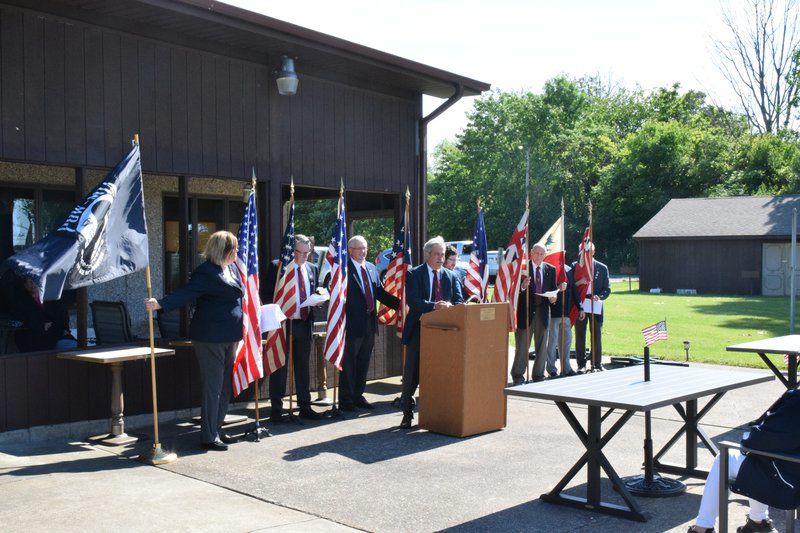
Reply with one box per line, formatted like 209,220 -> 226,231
193,341 -> 235,444
340,326 -> 376,406
399,333 -> 421,413
575,311 -> 603,368
269,319 -> 312,410
512,305 -> 549,382
547,316 -> 573,375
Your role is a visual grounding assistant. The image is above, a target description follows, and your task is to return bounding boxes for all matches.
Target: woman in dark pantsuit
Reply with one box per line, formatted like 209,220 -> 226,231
145,231 -> 243,451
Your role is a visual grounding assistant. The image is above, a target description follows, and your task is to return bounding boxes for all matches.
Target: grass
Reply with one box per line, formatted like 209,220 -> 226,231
507,281 -> 794,369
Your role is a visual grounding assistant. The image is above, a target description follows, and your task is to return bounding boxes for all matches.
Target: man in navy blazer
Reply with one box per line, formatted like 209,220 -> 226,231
399,236 -> 464,429
340,235 -> 400,411
267,234 -> 323,421
572,244 -> 611,371
688,389 -> 800,532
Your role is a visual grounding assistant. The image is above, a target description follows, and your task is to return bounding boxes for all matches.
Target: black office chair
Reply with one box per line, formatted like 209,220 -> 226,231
90,300 -> 136,345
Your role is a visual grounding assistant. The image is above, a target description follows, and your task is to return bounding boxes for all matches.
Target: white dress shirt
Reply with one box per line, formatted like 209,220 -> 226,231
291,262 -> 311,320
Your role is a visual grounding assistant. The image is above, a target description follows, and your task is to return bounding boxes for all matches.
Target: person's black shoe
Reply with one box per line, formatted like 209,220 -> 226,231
299,408 -> 322,420
270,409 -> 284,423
399,412 -> 413,429
736,517 -> 776,533
339,403 -> 356,412
201,439 -> 228,451
531,376 -> 545,382
687,527 -> 713,533
548,371 -> 558,378
355,397 -> 375,410
512,379 -> 525,386
577,366 -> 586,374
219,432 -> 238,444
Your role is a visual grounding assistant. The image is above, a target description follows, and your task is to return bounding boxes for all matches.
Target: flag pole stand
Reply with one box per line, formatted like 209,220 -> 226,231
243,377 -> 271,441
326,366 -> 344,418
138,265 -> 177,465
285,321 -> 302,425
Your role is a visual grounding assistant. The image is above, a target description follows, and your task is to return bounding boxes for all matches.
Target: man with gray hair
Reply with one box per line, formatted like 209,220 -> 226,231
514,243 -> 557,383
339,235 -> 399,411
399,236 -> 464,429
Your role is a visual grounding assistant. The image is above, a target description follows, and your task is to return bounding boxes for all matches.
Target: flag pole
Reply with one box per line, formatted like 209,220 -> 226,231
395,187 -> 410,410
286,178 -> 300,424
559,198 -> 567,376
328,179 -> 345,419
524,147 -> 531,383
136,134 -> 177,465
589,202 -> 598,372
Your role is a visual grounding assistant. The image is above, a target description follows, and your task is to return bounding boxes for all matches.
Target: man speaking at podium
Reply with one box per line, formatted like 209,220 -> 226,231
399,236 -> 464,429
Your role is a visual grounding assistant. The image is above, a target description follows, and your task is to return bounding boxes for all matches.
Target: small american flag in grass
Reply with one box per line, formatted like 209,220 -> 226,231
642,320 -> 668,346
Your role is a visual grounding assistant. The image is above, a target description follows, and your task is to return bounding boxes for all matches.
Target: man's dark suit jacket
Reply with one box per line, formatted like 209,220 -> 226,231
159,260 -> 244,343
733,389 -> 800,509
345,258 -> 399,338
402,263 -> 464,346
264,260 -> 319,323
517,261 -> 557,328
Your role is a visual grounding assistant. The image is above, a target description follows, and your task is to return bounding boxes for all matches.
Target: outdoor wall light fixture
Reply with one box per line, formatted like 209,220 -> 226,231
683,340 -> 691,361
276,55 -> 299,96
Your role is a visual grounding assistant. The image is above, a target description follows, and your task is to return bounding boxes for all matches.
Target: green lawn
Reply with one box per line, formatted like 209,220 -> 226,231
509,281 -> 794,369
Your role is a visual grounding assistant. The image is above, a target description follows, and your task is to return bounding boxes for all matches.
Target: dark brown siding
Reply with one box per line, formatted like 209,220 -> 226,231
638,239 -> 762,295
0,6 -> 269,179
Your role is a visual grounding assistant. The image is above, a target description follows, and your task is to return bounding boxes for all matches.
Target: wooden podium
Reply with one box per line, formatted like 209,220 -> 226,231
419,303 -> 509,437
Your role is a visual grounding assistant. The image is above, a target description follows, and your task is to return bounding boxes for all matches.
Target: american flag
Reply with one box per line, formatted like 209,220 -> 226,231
323,194 -> 348,370
492,209 -> 528,330
464,207 -> 489,302
377,201 -> 412,335
232,185 -> 263,396
263,201 -> 296,375
570,227 -> 593,325
642,320 -> 668,346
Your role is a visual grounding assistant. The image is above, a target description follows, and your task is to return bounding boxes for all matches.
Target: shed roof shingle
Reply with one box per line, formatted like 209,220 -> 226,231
633,195 -> 800,239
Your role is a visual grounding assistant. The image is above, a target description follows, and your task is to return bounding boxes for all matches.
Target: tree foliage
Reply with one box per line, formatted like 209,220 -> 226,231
429,76 -> 800,271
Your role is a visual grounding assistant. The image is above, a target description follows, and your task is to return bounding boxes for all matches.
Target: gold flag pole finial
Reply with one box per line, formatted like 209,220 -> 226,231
477,197 -> 481,211
290,176 -> 295,202
561,197 -> 565,217
133,134 -> 140,146
340,177 -> 345,197
251,167 -> 257,191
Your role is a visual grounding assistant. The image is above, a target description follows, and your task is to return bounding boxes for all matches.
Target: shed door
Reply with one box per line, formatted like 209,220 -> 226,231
762,243 -> 800,295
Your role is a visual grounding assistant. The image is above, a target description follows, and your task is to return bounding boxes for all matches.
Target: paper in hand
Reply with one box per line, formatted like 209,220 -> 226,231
535,289 -> 560,299
300,287 -> 330,308
259,304 -> 287,332
581,298 -> 603,315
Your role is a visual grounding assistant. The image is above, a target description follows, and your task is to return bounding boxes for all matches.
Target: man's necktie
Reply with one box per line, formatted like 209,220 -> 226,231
535,266 -> 542,305
361,265 -> 374,313
298,265 -> 309,320
432,270 -> 443,301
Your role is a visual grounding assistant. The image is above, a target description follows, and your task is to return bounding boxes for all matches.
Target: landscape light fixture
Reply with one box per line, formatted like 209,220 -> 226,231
683,340 -> 691,362
276,55 -> 299,96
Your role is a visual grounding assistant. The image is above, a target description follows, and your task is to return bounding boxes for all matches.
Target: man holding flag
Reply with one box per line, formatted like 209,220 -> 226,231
340,236 -> 399,411
572,240 -> 611,372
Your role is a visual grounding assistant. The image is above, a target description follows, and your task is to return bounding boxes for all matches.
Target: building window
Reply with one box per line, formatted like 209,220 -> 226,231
163,195 -> 245,293
0,185 -> 74,264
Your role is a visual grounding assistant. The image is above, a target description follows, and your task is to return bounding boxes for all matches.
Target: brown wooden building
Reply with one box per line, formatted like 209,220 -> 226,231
0,0 -> 490,434
634,195 -> 800,295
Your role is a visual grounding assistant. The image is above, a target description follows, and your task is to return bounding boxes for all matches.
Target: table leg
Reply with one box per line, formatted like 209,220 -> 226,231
540,402 -> 647,522
759,352 -> 791,389
96,362 -> 138,446
653,393 -> 724,479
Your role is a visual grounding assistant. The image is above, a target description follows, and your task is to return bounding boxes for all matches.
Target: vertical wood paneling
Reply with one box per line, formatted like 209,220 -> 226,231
200,54 -> 216,175
23,13 -> 45,161
289,86 -> 303,181
102,32 -> 122,166
0,358 -> 6,432
241,65 -> 257,174
228,61 -> 244,178
154,43 -> 172,172
122,358 -> 144,417
120,35 -> 139,148
84,28 -> 105,165
26,354 -> 48,427
353,91 -> 364,187
68,360 -> 89,422
323,84 -> 335,186
301,83 -> 314,184
313,82 -> 325,186
43,19 -> 65,163
344,89 -> 354,181
186,52 -> 203,175
269,82 -> 289,183
363,94 -> 374,189
48,356 -> 71,424
170,48 -> 188,173
215,58 -> 231,177
5,357 -> 27,430
1,9 -> 24,160
255,65 -> 270,179
137,40 -> 156,167
87,364 -> 108,421
64,23 -> 86,165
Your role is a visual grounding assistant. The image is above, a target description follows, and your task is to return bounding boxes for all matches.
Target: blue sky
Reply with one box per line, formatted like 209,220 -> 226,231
224,0 -> 735,148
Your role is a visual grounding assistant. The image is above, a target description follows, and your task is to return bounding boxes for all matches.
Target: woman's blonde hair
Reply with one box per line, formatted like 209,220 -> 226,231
203,231 -> 238,266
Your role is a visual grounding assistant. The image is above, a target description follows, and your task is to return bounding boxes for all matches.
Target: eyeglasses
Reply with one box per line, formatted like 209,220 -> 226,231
294,249 -> 310,255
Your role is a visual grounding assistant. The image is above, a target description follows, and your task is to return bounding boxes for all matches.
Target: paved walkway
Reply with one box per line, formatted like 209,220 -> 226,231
0,360 -> 792,532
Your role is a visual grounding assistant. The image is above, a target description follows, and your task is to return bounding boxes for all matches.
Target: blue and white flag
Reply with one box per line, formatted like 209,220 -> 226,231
2,145 -> 148,301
